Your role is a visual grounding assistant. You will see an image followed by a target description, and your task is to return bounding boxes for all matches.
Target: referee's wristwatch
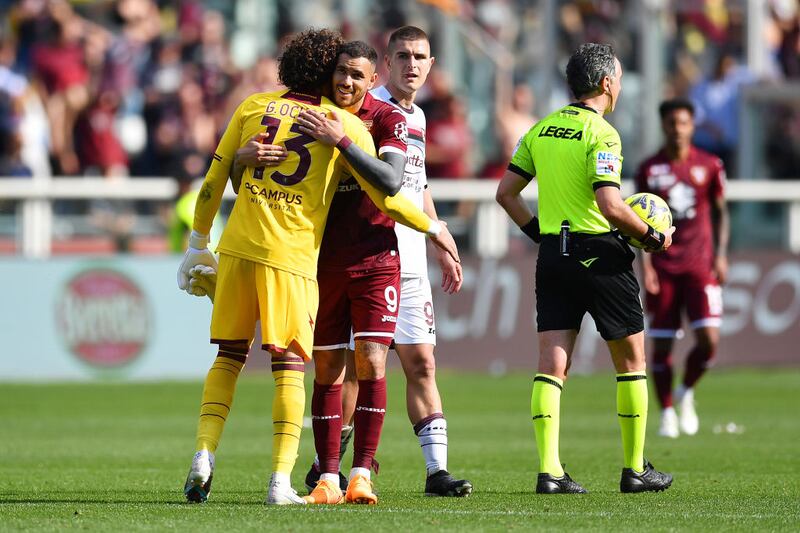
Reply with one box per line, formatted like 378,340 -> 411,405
640,225 -> 666,251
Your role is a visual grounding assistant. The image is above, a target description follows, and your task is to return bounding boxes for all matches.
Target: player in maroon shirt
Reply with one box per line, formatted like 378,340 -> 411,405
635,99 -> 729,439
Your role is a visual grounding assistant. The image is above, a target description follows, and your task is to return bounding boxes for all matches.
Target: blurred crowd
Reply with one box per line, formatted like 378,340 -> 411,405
0,0 -> 284,185
467,0 -> 800,179
0,0 -> 798,252
1,0 -> 799,184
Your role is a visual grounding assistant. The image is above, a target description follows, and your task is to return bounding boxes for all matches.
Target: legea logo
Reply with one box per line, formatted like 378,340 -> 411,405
56,269 -> 149,368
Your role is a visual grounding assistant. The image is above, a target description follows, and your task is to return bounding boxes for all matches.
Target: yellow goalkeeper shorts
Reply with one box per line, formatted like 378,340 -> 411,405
210,253 -> 318,360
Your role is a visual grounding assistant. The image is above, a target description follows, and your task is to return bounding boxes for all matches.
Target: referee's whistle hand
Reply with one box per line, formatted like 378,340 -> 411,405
654,226 -> 675,253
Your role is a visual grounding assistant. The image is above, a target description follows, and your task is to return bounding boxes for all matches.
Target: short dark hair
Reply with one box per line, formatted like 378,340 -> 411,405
338,40 -> 378,65
278,28 -> 344,94
659,98 -> 695,119
388,26 -> 429,51
565,43 -> 616,99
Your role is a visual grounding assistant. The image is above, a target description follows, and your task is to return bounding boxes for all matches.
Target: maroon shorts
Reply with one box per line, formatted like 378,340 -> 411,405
646,270 -> 723,338
313,265 -> 401,349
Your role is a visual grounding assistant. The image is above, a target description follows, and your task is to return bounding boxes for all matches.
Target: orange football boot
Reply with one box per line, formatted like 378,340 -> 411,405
345,474 -> 378,505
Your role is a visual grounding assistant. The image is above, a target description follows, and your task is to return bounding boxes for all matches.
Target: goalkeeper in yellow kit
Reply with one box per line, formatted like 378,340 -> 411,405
176,29 -> 459,505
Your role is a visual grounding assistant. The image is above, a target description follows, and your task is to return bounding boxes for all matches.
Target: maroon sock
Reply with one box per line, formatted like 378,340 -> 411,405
311,381 -> 343,475
683,344 -> 716,388
651,350 -> 674,408
352,378 -> 386,470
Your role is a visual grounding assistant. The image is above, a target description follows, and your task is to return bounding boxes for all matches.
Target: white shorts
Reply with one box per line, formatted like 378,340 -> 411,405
347,275 -> 436,349
394,275 -> 436,346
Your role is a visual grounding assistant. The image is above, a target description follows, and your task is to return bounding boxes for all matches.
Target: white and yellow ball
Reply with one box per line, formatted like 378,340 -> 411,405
623,192 -> 672,249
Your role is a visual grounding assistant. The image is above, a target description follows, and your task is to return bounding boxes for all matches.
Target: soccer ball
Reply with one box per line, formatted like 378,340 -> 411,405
623,192 -> 672,249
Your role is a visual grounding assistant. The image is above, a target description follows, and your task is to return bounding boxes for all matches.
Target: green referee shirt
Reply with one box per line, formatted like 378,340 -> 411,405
509,103 -> 623,235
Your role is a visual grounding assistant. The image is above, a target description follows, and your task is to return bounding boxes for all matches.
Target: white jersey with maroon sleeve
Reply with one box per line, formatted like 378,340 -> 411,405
371,85 -> 429,278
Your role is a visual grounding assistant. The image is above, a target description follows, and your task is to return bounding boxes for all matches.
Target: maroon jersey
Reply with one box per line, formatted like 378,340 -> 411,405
635,146 -> 726,275
318,92 -> 408,272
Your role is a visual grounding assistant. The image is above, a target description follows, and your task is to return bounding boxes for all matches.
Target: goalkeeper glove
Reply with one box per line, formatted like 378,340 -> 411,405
188,264 -> 217,302
177,231 -> 218,295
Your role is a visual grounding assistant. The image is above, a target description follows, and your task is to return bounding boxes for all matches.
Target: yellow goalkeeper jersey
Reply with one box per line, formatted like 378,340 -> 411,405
193,89 -> 432,280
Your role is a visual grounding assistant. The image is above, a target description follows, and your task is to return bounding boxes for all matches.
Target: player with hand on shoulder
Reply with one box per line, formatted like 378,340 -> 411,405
246,28 -> 471,498
496,43 -> 674,494
635,99 -> 728,438
177,29 -> 456,506
233,39 -> 464,504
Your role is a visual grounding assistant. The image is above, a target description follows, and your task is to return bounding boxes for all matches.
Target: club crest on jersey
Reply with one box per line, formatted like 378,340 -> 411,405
394,122 -> 408,143
690,166 -> 707,185
362,119 -> 374,131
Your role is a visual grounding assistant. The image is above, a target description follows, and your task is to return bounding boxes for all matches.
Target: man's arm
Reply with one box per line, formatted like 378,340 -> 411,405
296,109 -> 404,195
423,188 -> 462,294
341,163 -> 459,263
640,249 -> 660,294
495,169 -> 540,243
595,186 -> 674,252
711,194 -> 729,283
178,102 -> 245,293
231,133 -> 288,193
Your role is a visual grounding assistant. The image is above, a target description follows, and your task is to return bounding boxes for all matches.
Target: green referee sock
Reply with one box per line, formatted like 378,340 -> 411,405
616,371 -> 648,472
531,373 -> 564,477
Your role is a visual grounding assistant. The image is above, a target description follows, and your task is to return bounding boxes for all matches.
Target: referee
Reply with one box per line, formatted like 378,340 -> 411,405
496,43 -> 674,494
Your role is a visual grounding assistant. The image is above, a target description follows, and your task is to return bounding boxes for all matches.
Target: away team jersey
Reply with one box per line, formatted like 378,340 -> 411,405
635,146 -> 726,275
193,90 -> 431,280
510,103 -> 623,235
318,92 -> 407,272
372,85 -> 428,277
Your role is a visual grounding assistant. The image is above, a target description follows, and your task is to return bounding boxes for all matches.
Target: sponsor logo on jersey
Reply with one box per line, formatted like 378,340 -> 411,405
244,182 -> 303,205
647,173 -> 676,189
56,269 -> 149,368
337,182 -> 362,193
537,125 -> 584,140
667,181 -> 697,220
381,315 -> 397,323
596,151 -> 620,176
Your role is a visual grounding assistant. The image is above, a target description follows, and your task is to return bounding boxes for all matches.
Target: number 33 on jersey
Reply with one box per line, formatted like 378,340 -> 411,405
193,90 -> 377,280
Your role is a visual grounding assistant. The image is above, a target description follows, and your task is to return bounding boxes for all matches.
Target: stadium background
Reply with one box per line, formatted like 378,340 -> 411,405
1,2 -> 799,530
0,0 -> 798,378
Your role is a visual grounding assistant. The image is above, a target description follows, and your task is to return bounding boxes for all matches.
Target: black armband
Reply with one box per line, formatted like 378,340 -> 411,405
641,225 -> 665,251
520,217 -> 541,243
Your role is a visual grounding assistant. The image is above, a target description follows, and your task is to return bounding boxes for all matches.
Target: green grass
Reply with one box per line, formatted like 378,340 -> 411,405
1,368 -> 798,531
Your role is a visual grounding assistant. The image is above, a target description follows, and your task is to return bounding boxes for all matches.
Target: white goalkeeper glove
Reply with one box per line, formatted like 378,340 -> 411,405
177,231 -> 218,295
188,264 -> 217,302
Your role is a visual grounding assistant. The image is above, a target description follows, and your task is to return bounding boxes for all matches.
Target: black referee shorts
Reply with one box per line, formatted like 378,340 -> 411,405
536,232 -> 644,341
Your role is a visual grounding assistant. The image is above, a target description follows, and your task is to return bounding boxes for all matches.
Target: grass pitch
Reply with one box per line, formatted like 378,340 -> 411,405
1,368 -> 798,531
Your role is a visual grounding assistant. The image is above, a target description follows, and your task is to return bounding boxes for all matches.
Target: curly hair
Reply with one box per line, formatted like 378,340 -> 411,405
278,28 -> 344,94
566,43 -> 616,99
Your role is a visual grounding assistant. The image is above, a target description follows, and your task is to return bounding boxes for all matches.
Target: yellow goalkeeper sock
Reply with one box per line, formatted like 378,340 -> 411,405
271,358 -> 306,475
196,348 -> 247,452
531,373 -> 564,477
616,371 -> 648,472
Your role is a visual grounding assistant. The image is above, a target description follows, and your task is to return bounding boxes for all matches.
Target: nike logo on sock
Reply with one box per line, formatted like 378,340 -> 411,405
618,413 -> 641,418
532,414 -> 552,420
